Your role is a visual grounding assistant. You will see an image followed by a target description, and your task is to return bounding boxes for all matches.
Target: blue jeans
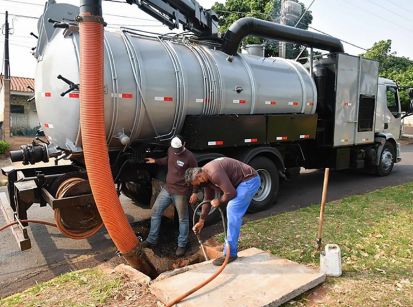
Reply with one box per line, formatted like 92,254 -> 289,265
225,175 -> 261,257
146,188 -> 189,248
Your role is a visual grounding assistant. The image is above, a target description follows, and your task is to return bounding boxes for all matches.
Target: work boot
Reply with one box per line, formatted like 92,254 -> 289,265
212,255 -> 238,266
176,246 -> 187,257
141,240 -> 155,249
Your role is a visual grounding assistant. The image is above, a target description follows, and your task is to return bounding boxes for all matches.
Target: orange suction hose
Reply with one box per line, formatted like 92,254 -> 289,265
79,11 -> 148,271
166,244 -> 231,307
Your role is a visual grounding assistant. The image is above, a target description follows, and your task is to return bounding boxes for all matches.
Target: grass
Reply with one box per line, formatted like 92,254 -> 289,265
233,182 -> 413,306
0,268 -> 124,307
1,182 -> 412,306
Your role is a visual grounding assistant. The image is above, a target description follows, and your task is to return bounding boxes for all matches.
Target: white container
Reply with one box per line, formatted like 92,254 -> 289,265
320,244 -> 342,277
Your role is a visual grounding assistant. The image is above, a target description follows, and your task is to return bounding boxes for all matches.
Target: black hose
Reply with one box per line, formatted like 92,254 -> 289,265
193,201 -> 226,239
222,17 -> 344,55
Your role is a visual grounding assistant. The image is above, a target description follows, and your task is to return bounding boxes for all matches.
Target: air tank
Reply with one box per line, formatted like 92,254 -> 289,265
35,21 -> 317,152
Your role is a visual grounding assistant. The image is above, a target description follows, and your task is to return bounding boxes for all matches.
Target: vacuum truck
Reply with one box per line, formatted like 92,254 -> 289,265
1,0 -> 406,250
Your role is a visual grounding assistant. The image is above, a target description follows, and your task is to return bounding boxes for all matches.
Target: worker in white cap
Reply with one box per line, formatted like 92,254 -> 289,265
143,136 -> 198,256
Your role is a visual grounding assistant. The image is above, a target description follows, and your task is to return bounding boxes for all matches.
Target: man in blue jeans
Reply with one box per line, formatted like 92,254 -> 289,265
143,136 -> 198,256
185,157 -> 261,266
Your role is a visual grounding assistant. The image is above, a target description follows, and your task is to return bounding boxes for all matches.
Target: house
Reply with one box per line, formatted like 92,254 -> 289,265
0,76 -> 40,148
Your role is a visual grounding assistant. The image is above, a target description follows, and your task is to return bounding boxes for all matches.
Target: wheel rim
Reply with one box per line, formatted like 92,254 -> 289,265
253,169 -> 272,202
381,149 -> 394,172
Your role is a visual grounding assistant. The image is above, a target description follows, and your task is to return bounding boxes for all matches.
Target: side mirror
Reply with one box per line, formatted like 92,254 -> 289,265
408,88 -> 413,113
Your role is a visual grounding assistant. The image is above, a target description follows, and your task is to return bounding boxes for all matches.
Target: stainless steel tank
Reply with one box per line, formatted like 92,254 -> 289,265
35,25 -> 317,151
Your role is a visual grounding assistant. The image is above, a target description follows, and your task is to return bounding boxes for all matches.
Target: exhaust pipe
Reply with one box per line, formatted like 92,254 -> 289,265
222,17 -> 344,56
78,0 -> 154,274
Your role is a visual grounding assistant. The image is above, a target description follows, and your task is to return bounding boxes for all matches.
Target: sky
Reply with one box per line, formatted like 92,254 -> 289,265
0,0 -> 412,78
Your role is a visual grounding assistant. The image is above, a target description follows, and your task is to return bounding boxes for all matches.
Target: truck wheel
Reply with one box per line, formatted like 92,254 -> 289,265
376,142 -> 395,176
248,156 -> 279,213
121,181 -> 152,207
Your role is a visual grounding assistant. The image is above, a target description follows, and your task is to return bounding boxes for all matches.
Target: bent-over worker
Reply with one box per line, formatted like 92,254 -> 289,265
185,157 -> 260,265
143,136 -> 198,256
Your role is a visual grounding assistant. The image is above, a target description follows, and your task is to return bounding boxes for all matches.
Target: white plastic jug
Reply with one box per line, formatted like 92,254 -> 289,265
320,244 -> 342,277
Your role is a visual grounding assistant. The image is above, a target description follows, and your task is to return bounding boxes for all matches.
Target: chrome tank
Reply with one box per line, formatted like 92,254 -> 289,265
35,28 -> 317,151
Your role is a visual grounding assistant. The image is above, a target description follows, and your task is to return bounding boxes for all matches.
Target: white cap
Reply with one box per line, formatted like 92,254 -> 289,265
171,137 -> 183,149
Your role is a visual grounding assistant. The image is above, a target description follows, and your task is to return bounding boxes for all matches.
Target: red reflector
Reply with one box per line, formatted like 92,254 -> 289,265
216,140 -> 224,145
121,93 -> 133,99
240,100 -> 247,104
44,92 -> 51,97
69,93 -> 80,98
164,96 -> 173,102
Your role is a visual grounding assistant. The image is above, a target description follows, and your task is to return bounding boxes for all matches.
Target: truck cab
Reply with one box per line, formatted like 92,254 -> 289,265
376,78 -> 402,140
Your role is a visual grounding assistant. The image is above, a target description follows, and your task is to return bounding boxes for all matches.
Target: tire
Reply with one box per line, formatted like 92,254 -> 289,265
121,181 -> 152,207
248,156 -> 280,213
375,142 -> 395,176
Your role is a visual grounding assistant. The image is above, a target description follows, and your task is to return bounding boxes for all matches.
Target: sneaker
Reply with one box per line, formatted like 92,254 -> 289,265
176,246 -> 187,257
212,255 -> 238,266
141,240 -> 155,249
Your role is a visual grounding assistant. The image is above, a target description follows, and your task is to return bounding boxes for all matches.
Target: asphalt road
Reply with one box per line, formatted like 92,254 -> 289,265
1,141 -> 413,298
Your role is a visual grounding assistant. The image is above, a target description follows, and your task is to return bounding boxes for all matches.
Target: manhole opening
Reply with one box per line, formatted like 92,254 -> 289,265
133,218 -> 214,279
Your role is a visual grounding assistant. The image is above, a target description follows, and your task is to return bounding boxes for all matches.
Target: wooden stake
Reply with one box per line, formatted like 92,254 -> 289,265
316,168 -> 330,251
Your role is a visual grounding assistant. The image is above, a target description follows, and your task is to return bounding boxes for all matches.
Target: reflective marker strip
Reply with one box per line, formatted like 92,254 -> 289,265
208,141 -> 224,146
307,102 -> 314,106
155,96 -> 173,102
195,98 -> 205,103
341,138 -> 349,142
244,138 -> 258,143
362,138 -> 369,142
112,93 -> 133,99
276,136 -> 288,141
288,101 -> 300,106
44,123 -> 54,129
265,100 -> 277,105
300,134 -> 310,139
233,99 -> 247,104
69,92 -> 80,98
344,102 -> 352,107
43,92 -> 52,97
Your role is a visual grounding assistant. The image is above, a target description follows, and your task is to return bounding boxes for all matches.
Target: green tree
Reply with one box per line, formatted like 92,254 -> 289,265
212,0 -> 313,58
362,40 -> 413,108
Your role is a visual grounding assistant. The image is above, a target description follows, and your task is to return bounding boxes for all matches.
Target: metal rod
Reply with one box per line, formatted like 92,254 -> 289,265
316,168 -> 329,251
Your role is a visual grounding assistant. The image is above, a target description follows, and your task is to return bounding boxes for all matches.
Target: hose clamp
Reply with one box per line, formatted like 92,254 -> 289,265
116,244 -> 144,258
76,15 -> 107,26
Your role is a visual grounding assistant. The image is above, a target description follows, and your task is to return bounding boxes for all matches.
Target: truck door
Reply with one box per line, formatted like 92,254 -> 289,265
384,86 -> 402,139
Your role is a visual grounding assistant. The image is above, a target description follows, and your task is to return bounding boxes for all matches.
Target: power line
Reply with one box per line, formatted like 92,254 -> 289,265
0,0 -> 157,22
365,0 -> 413,25
386,0 -> 413,15
0,12 -> 38,20
309,26 -> 367,51
339,0 -> 412,34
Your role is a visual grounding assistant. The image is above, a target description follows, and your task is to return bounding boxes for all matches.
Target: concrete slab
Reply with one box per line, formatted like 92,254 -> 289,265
151,248 -> 326,307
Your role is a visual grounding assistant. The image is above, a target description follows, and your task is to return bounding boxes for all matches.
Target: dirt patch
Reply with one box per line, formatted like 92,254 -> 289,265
132,218 -> 219,277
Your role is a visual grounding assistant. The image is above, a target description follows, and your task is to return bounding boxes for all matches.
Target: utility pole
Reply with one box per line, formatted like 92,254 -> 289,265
2,11 -> 11,139
4,11 -> 10,79
279,0 -> 302,59
279,0 -> 287,58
